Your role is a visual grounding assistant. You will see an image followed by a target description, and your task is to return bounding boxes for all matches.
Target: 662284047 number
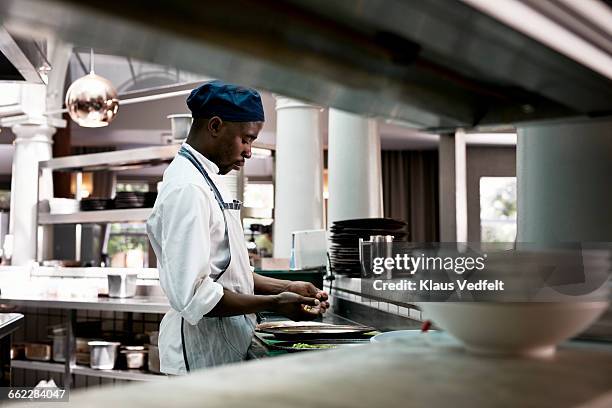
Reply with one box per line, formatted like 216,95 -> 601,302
1,387 -> 68,402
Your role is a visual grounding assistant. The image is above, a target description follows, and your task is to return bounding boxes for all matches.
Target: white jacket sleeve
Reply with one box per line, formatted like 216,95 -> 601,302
158,183 -> 224,325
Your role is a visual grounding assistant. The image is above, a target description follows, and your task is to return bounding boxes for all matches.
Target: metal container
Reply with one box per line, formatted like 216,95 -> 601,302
107,273 -> 137,298
50,326 -> 67,362
51,335 -> 66,362
167,114 -> 192,140
25,343 -> 51,361
88,341 -> 120,370
149,331 -> 159,347
147,344 -> 160,374
10,343 -> 26,360
120,346 -> 147,369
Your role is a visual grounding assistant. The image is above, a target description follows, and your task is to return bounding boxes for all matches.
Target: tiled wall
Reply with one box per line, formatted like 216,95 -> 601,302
10,306 -> 163,388
330,276 -> 423,321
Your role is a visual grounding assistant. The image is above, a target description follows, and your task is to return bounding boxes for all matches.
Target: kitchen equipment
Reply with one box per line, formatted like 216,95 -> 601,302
120,346 -> 147,369
268,339 -> 370,352
39,198 -> 80,214
147,344 -> 160,374
113,191 -> 147,209
41,260 -> 81,267
25,343 -> 52,361
50,326 -> 67,362
149,331 -> 159,347
167,114 -> 192,140
329,218 -> 407,277
259,324 -> 376,340
10,343 -> 26,360
51,335 -> 65,362
80,198 -> 113,211
107,273 -> 137,298
290,229 -> 327,270
420,301 -> 609,358
255,321 -> 331,331
76,337 -> 92,365
88,341 -> 120,370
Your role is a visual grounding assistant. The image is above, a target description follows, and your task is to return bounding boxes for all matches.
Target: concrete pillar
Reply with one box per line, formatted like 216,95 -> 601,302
273,96 -> 324,258
9,124 -> 55,265
517,119 -> 612,242
438,130 -> 467,242
327,109 -> 383,226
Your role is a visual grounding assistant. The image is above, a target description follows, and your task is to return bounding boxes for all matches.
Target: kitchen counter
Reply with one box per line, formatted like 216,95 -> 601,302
0,293 -> 170,313
46,338 -> 612,408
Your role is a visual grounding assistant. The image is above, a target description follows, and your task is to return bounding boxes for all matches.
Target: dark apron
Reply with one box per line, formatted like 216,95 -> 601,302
177,146 -> 244,372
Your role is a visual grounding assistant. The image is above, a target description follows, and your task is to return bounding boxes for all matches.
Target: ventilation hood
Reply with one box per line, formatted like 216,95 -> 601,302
0,0 -> 610,131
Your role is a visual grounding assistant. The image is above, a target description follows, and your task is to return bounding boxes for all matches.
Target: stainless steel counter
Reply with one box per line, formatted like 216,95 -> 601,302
0,293 -> 169,313
38,338 -> 612,408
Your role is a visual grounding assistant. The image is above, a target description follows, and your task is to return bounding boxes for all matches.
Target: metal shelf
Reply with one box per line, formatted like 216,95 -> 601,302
38,208 -> 152,224
11,359 -> 64,373
39,144 -> 180,172
11,360 -> 166,381
72,365 -> 166,381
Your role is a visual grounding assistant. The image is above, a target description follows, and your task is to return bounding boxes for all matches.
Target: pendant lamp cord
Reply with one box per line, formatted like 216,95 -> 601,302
90,48 -> 95,75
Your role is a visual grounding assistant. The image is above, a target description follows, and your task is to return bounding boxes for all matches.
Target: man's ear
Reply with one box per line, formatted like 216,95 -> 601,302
207,116 -> 223,136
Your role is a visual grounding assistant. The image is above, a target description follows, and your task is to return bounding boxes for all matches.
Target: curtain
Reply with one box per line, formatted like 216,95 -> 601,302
382,150 -> 439,242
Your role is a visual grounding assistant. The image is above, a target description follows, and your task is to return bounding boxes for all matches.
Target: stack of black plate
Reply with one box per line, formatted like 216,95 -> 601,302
80,198 -> 113,211
114,192 -> 147,209
329,218 -> 408,277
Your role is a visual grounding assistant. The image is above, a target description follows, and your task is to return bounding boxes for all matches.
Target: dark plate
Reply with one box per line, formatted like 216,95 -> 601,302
332,218 -> 406,228
260,324 -> 376,340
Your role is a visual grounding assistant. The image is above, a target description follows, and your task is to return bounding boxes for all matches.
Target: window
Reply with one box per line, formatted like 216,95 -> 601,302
0,190 -> 9,211
480,177 -> 517,242
106,181 -> 152,267
107,222 -> 150,268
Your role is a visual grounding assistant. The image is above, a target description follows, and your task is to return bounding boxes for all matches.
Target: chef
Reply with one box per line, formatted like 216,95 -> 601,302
146,80 -> 329,375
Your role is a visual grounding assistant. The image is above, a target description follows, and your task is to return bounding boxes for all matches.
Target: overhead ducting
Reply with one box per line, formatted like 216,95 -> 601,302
0,0 -> 610,131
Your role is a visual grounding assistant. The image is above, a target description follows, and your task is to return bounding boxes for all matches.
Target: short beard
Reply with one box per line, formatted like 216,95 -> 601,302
217,166 -> 232,175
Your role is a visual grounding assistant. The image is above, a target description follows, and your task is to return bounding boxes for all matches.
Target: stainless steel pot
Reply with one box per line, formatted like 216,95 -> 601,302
88,341 -> 120,370
120,346 -> 147,369
107,273 -> 137,298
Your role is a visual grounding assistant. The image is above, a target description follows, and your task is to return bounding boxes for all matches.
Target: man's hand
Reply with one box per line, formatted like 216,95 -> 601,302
272,292 -> 323,321
284,281 -> 330,313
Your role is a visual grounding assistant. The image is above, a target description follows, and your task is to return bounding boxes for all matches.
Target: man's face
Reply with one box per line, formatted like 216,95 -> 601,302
214,120 -> 263,175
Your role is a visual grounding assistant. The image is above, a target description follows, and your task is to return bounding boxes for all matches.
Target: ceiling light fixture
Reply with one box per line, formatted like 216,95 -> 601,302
65,48 -> 119,127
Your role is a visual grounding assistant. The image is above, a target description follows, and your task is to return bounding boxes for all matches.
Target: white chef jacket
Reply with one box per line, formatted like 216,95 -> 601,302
146,143 -> 255,375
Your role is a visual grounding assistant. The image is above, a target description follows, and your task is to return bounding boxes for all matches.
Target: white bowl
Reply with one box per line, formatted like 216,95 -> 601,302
420,301 -> 609,358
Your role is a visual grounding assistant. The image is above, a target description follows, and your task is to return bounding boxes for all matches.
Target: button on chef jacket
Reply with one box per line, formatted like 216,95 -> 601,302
146,142 -> 255,375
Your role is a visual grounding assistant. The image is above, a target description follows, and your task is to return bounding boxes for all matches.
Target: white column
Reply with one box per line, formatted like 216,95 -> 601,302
9,124 -> 55,265
273,96 -> 324,258
517,119 -> 612,242
327,109 -> 383,226
438,131 -> 468,242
